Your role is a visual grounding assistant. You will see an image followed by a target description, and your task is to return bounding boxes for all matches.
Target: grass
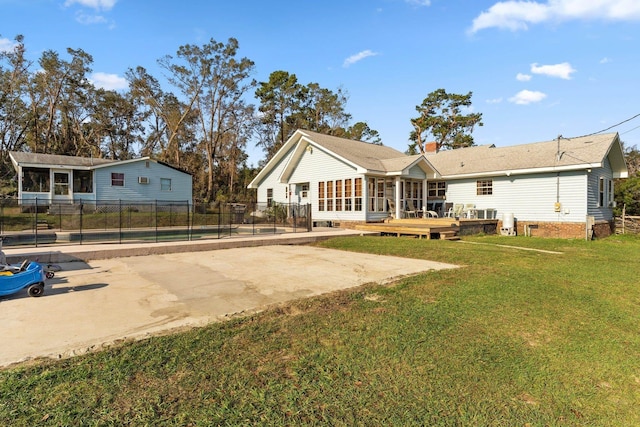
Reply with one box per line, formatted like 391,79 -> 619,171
2,234 -> 640,425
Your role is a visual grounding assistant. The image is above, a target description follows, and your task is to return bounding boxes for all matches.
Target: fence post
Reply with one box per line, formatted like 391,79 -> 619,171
34,197 -> 39,247
79,200 -> 83,245
293,203 -> 297,233
155,200 -> 158,243
119,199 -> 122,244
188,202 -> 192,241
217,203 -> 221,239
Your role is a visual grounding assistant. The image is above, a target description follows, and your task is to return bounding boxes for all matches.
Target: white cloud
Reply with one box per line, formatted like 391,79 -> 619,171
64,0 -> 117,11
509,89 -> 547,104
75,11 -> 108,25
516,73 -> 532,81
599,57 -> 611,64
90,72 -> 128,91
531,62 -> 576,79
469,0 -> 640,33
0,37 -> 18,53
343,50 -> 379,68
486,97 -> 503,104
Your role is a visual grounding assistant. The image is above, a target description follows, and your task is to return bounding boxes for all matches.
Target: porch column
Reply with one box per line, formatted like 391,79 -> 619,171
395,177 -> 402,219
422,179 -> 428,213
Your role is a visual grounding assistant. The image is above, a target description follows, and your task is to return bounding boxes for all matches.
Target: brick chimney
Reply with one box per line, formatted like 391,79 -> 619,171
424,141 -> 438,154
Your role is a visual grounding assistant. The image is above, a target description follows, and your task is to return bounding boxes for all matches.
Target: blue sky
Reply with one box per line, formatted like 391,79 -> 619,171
2,0 -> 640,166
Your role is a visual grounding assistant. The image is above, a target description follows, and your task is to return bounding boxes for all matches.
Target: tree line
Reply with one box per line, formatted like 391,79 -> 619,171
0,35 -> 382,203
4,33 -> 636,214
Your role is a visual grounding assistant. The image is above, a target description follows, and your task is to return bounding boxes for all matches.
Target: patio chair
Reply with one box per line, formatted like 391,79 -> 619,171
463,204 -> 476,219
387,199 -> 396,217
404,201 -> 417,218
453,204 -> 465,218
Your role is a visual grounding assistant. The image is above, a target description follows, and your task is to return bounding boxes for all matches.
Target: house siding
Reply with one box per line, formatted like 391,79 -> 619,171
94,161 -> 192,203
587,158 -> 614,222
406,165 -> 427,180
288,146 -> 367,222
445,171 -> 588,223
254,146 -> 296,207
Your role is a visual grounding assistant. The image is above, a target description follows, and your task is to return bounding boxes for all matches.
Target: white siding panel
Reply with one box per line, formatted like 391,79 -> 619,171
255,147 -> 296,205
406,165 -> 427,179
289,147 -> 366,222
446,171 -> 588,222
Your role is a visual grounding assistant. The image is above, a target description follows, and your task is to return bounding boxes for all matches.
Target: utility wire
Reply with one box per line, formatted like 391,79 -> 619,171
621,124 -> 640,136
565,113 -> 640,140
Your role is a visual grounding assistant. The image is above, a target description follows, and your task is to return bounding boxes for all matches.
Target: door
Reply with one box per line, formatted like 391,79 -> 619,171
53,171 -> 72,203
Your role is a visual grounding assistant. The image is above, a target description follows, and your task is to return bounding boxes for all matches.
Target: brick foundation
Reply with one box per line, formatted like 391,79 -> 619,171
499,220 -> 615,239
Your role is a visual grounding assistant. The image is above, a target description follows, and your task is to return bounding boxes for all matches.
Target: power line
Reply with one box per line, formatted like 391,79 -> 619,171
621,124 -> 640,136
565,113 -> 640,140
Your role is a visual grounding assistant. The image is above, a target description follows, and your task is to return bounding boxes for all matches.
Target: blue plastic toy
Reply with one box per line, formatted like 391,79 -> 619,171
0,260 -> 47,297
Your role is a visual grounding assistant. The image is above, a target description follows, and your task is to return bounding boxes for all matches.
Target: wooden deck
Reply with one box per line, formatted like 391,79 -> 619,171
354,217 -> 498,240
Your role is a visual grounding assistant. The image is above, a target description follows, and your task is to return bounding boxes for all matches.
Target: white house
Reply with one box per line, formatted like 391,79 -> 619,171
426,132 -> 628,237
249,129 -> 627,238
248,129 -> 438,225
9,151 -> 193,207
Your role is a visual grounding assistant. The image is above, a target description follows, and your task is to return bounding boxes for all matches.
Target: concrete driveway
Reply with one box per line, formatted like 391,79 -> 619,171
0,245 -> 457,367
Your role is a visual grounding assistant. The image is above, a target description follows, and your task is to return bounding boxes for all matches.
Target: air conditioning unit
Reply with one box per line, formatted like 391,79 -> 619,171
608,200 -> 617,208
138,176 -> 149,184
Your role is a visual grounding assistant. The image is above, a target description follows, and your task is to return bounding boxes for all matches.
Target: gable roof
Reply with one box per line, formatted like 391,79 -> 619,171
9,151 -> 191,175
299,130 -> 409,172
426,132 -> 628,179
249,129 -> 438,188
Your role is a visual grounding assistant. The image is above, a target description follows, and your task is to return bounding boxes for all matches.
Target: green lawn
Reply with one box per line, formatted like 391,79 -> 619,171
2,234 -> 640,426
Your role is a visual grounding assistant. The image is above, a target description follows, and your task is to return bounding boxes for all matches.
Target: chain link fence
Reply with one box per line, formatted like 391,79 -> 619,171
0,198 -> 312,247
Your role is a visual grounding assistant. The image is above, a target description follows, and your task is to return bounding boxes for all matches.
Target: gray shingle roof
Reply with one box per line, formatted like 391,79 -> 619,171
426,132 -> 620,176
299,130 -> 409,172
10,151 -> 115,168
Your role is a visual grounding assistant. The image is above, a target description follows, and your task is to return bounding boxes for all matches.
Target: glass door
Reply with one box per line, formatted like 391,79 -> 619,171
53,171 -> 71,202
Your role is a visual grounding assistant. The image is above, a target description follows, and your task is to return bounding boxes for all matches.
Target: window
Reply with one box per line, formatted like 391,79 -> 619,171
428,181 -> 446,198
267,188 -> 273,208
111,172 -> 124,187
368,178 -> 376,211
404,180 -> 423,212
355,178 -> 362,211
608,179 -> 614,207
22,167 -> 50,192
73,170 -> 93,193
377,179 -> 385,212
318,182 -> 325,211
160,178 -> 172,191
599,177 -> 614,207
476,179 -> 493,195
368,178 -> 390,212
598,177 -> 604,206
301,183 -> 309,198
326,180 -> 333,211
345,179 -> 352,211
335,180 -> 342,211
